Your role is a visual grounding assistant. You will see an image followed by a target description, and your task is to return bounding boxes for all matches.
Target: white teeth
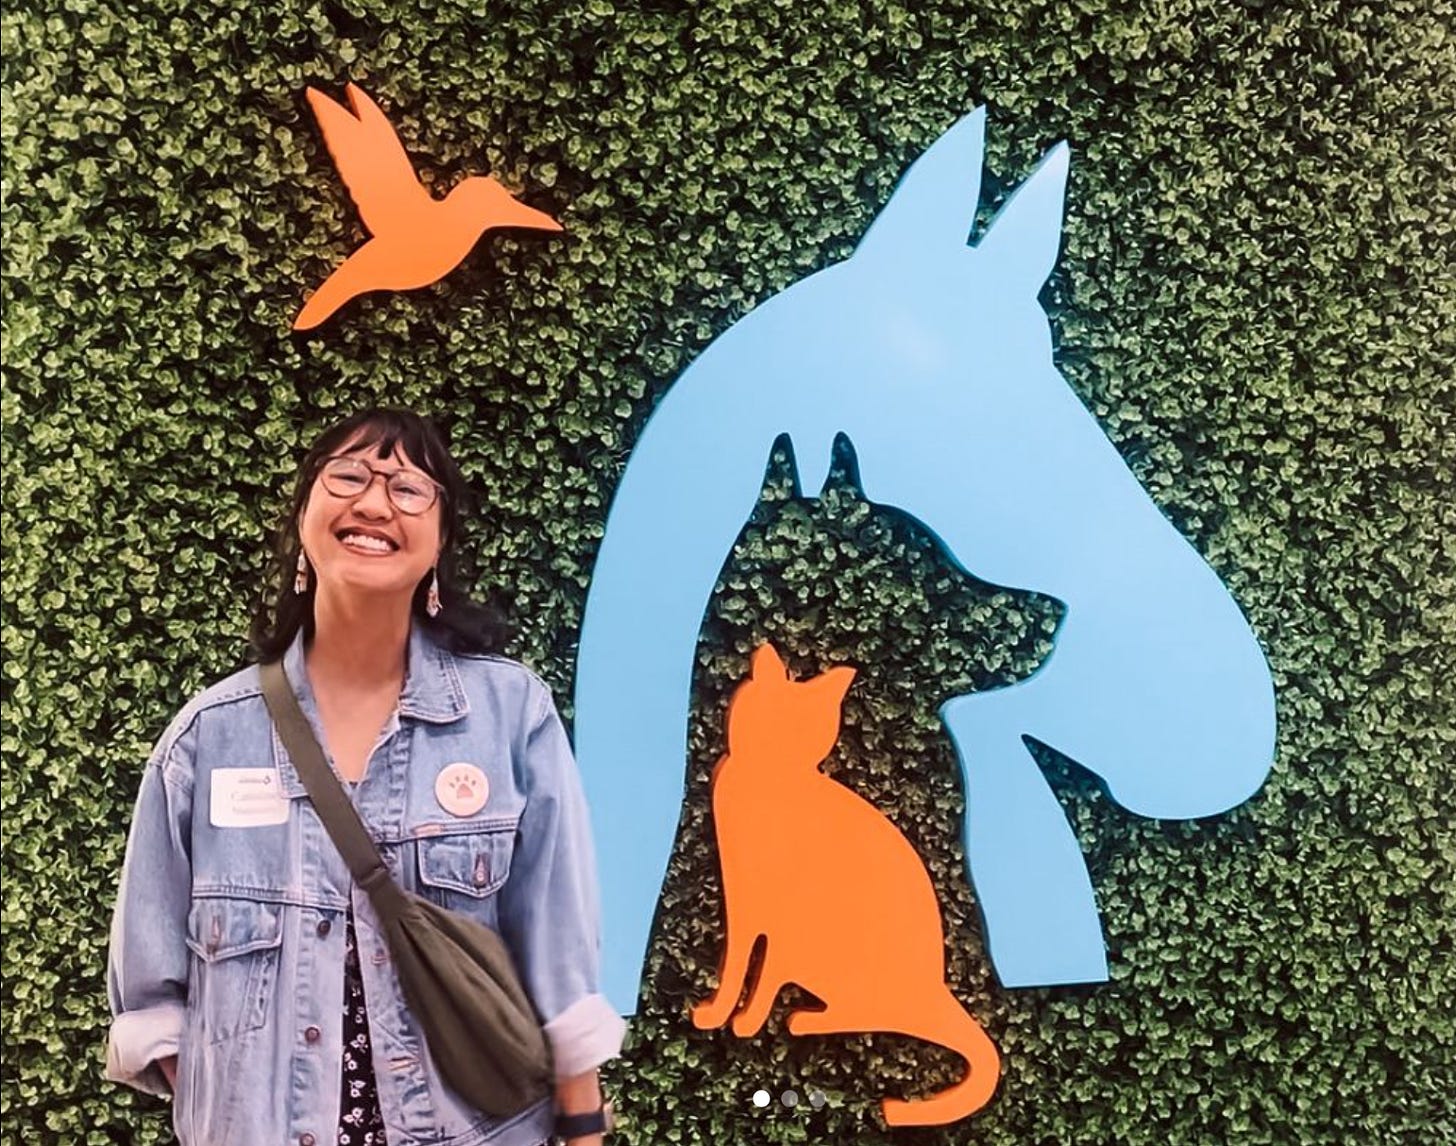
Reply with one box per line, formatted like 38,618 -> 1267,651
340,533 -> 394,553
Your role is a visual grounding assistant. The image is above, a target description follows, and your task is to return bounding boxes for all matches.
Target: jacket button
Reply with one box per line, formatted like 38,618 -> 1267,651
300,1135 -> 317,1146
304,1026 -> 321,1044
316,919 -> 331,938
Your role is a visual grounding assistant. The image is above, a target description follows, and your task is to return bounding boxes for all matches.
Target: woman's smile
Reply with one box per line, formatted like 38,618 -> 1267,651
336,526 -> 400,554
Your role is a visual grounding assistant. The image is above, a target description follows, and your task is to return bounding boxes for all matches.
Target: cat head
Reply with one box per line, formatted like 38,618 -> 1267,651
725,644 -> 856,767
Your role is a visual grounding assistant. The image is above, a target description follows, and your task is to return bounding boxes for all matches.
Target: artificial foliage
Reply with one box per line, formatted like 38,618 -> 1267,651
2,0 -> 1453,1143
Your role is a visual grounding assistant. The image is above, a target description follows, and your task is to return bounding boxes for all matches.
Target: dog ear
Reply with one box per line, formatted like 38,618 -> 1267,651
972,142 -> 1070,296
853,108 -> 985,261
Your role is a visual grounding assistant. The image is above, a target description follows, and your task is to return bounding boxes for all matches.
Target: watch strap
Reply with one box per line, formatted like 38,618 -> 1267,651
554,1102 -> 612,1138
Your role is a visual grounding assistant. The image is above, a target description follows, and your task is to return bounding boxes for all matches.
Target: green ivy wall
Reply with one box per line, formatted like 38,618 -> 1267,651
3,0 -> 1452,1142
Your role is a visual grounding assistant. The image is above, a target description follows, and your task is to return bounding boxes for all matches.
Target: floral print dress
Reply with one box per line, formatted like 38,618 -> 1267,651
337,910 -> 388,1145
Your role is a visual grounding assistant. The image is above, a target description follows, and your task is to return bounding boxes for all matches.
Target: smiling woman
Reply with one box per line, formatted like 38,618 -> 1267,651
251,409 -> 507,664
104,409 -> 625,1146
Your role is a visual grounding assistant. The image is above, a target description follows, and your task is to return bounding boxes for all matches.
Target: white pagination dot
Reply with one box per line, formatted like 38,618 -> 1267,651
781,1090 -> 799,1108
808,1090 -> 827,1109
752,1089 -> 771,1108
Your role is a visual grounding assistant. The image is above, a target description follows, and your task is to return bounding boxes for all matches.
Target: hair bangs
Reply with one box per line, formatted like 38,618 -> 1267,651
336,412 -> 443,481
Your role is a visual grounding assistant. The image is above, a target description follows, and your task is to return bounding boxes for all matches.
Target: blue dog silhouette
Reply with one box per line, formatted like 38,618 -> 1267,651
574,109 -> 1276,1014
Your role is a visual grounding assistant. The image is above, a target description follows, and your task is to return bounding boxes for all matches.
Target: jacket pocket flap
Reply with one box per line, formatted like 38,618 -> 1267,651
185,898 -> 284,963
417,830 -> 514,898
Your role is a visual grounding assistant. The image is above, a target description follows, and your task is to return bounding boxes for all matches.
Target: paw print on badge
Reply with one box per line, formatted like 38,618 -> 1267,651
434,762 -> 490,817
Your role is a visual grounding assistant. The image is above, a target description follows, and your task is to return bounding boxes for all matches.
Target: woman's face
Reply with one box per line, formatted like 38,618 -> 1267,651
297,436 -> 443,607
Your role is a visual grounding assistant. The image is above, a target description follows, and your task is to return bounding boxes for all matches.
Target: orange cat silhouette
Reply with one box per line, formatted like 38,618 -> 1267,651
691,643 -> 1000,1126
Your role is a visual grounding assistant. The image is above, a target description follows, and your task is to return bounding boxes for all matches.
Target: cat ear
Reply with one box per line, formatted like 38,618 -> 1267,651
750,644 -> 788,681
816,665 -> 857,705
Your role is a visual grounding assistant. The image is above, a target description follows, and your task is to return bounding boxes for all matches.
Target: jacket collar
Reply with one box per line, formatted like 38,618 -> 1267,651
280,624 -> 469,723
272,624 -> 469,798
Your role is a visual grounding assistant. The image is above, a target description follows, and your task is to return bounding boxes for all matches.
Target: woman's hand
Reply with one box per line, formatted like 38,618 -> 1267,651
158,1056 -> 178,1091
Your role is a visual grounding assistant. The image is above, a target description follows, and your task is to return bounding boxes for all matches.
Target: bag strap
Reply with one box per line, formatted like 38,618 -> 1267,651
259,660 -> 404,913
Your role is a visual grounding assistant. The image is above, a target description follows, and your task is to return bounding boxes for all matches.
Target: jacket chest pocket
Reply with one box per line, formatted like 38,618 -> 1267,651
185,898 -> 283,1045
416,829 -> 514,910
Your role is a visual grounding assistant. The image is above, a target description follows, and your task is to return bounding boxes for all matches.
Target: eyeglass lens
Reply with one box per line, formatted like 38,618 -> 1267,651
321,458 -> 437,514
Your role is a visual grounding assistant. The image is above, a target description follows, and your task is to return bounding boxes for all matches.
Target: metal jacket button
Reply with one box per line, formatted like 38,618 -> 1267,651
300,1135 -> 316,1146
304,1026 -> 321,1044
316,919 -> 331,938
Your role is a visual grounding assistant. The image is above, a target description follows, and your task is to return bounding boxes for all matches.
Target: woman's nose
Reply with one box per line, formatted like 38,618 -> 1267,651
352,474 -> 394,516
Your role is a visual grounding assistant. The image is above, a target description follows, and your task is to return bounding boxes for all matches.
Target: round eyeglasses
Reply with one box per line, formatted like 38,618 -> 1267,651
318,457 -> 443,515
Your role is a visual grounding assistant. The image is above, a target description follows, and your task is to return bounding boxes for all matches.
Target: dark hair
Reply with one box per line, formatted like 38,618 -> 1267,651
249,408 -> 511,661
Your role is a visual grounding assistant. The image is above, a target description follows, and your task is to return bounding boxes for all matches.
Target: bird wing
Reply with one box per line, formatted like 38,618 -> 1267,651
305,84 -> 432,237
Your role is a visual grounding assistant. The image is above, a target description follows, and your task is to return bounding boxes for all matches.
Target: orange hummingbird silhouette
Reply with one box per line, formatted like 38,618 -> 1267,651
293,83 -> 562,331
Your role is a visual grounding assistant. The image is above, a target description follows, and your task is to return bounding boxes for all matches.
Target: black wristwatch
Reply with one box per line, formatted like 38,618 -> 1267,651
553,1100 -> 614,1142
547,1100 -> 611,1141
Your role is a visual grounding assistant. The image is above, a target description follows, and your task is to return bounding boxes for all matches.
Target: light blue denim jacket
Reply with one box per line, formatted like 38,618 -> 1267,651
106,626 -> 626,1146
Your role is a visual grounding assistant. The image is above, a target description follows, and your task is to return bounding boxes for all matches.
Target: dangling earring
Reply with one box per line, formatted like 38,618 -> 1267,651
426,567 -> 442,618
294,551 -> 309,595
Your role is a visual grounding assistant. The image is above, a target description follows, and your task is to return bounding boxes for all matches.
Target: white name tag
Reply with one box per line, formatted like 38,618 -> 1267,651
210,768 -> 290,828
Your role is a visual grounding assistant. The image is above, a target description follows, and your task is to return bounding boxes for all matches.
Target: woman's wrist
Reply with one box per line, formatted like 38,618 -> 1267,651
553,1100 -> 613,1140
552,1067 -> 612,1141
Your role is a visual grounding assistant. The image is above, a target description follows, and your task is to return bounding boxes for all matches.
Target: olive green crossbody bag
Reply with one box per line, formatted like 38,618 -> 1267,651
259,660 -> 553,1117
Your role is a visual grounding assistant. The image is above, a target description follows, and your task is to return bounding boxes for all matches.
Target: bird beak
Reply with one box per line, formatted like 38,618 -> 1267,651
505,200 -> 564,233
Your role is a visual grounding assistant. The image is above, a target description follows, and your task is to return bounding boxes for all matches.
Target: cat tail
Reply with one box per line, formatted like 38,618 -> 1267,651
881,994 -> 1000,1126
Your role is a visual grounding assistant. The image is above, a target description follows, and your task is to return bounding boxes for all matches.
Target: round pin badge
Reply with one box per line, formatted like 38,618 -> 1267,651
435,763 -> 489,817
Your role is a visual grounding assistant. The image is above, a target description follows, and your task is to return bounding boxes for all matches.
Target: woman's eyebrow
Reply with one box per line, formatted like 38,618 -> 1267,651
334,446 -> 428,475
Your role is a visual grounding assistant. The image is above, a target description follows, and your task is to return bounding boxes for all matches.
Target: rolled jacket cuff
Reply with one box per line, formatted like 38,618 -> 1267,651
106,1003 -> 185,1097
543,993 -> 627,1080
